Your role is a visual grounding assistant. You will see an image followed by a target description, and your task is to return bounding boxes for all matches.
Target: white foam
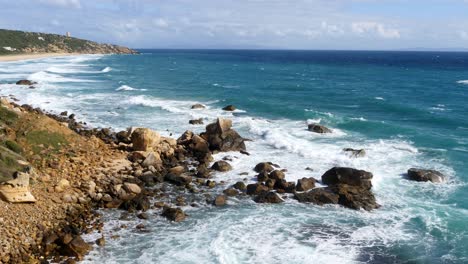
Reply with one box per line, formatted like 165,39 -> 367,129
456,80 -> 468,84
101,67 -> 112,73
375,97 -> 385,100
28,71 -> 95,83
115,85 -> 146,91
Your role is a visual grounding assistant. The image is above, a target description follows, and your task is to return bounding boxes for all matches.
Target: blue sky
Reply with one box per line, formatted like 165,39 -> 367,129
1,0 -> 468,50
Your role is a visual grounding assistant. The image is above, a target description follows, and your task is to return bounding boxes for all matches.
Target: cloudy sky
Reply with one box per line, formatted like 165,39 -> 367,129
1,0 -> 468,50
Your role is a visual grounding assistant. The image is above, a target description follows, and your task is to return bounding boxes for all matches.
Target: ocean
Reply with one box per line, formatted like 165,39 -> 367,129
1,50 -> 467,263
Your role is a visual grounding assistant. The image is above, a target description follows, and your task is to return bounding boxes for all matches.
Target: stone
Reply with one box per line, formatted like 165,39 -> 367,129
55,178 -> 71,192
274,180 -> 296,193
213,195 -> 227,206
191,103 -> 206,109
222,105 -> 236,111
119,194 -> 150,211
137,212 -> 149,220
211,160 -> 233,172
233,181 -> 246,191
131,128 -> 160,151
96,237 -> 105,247
223,188 -> 239,196
165,173 -> 192,186
343,148 -> 366,158
141,152 -> 162,168
254,191 -> 283,203
202,118 -> 246,152
162,207 -> 186,222
407,168 -> 444,183
123,183 -> 141,194
296,177 -> 316,192
254,162 -> 275,174
294,188 -> 339,205
60,235 -> 92,260
321,167 -> 373,189
189,118 -> 204,125
15,79 -> 35,86
246,183 -> 269,195
268,170 -> 285,181
329,184 -> 379,211
169,166 -> 185,176
308,124 -> 332,134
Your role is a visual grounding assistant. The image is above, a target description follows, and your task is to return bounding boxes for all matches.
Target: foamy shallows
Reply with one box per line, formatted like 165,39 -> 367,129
456,80 -> 468,84
2,51 -> 468,263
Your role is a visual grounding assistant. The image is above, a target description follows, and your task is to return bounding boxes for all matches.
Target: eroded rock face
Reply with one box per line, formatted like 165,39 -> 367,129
131,128 -> 160,151
308,124 -> 332,134
202,118 -> 246,152
0,172 -> 36,203
407,168 -> 444,183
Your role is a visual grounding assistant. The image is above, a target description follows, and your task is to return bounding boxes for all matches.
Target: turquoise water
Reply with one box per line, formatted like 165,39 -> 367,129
1,50 -> 467,263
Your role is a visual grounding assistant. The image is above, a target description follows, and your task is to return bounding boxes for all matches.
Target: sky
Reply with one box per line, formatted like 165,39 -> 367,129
0,0 -> 468,50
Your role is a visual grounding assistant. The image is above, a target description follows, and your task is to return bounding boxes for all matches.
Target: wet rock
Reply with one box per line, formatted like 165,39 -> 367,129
60,111 -> 68,116
329,184 -> 379,211
407,168 -> 444,183
308,124 -> 332,134
196,164 -> 211,178
296,177 -> 316,192
131,128 -> 160,151
202,118 -> 246,152
254,162 -> 275,174
119,194 -> 150,212
59,235 -> 92,260
223,188 -> 239,196
15,79 -> 36,86
274,180 -> 296,193
123,183 -> 141,195
191,103 -> 206,109
233,181 -> 246,191
268,170 -> 285,181
257,172 -> 269,182
211,160 -> 233,172
343,148 -> 366,158
321,167 -> 373,189
222,105 -> 236,111
213,195 -> 227,206
95,237 -> 105,247
162,207 -> 186,222
141,152 -> 162,168
246,183 -> 269,195
169,166 -> 185,176
294,188 -> 339,205
254,191 -> 283,203
189,118 -> 204,125
165,173 -> 192,186
137,212 -> 149,220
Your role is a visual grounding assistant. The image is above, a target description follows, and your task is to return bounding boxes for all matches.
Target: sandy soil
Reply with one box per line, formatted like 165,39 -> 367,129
0,53 -> 77,62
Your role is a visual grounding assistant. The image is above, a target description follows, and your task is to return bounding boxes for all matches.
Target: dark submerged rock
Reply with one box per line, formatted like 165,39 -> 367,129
308,124 -> 332,134
407,168 -> 444,183
254,191 -> 283,203
222,105 -> 236,111
296,177 -> 316,192
321,167 -> 373,190
162,207 -> 186,222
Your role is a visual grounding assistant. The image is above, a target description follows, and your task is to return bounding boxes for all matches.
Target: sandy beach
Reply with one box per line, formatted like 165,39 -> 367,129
0,53 -> 77,62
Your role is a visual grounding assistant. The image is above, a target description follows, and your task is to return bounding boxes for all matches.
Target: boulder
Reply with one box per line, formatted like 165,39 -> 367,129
162,207 -> 186,222
407,168 -> 444,183
223,188 -> 239,196
274,180 -> 296,193
254,162 -> 275,174
294,188 -> 339,205
59,235 -> 92,260
177,130 -> 194,145
123,183 -> 141,195
16,79 -> 36,86
189,118 -> 204,125
246,183 -> 269,195
202,118 -> 246,152
343,148 -> 366,158
213,195 -> 227,206
141,152 -> 162,168
222,105 -> 236,111
119,193 -> 150,211
268,170 -> 285,181
211,160 -> 233,172
196,164 -> 211,178
169,166 -> 185,176
131,128 -> 160,151
165,173 -> 192,186
191,103 -> 206,109
321,167 -> 373,189
0,172 -> 36,203
257,172 -> 269,182
329,184 -> 379,211
296,177 -> 316,192
308,124 -> 332,134
55,178 -> 71,193
254,191 -> 283,203
233,181 -> 246,191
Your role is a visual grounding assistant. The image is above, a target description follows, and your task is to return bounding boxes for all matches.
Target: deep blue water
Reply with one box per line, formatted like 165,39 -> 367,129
1,50 -> 467,263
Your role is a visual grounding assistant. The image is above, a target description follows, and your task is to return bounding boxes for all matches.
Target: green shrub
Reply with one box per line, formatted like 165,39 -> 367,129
4,140 -> 22,153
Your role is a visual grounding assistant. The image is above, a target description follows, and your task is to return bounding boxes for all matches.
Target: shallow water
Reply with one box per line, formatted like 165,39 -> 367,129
1,50 -> 467,263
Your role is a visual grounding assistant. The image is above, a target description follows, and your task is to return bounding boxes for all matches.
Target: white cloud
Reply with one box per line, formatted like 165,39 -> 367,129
458,30 -> 468,40
39,0 -> 81,9
351,22 -> 400,39
153,18 -> 169,28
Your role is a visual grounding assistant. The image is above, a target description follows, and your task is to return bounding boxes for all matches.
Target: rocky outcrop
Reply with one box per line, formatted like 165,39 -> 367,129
201,118 -> 246,152
15,80 -> 36,86
191,104 -> 206,109
162,207 -> 186,222
254,191 -> 283,203
308,124 -> 332,134
211,160 -> 233,172
296,177 -> 316,192
222,105 -> 236,111
294,188 -> 339,205
407,168 -> 444,183
189,118 -> 204,125
131,128 -> 160,151
343,148 -> 366,158
322,167 -> 373,189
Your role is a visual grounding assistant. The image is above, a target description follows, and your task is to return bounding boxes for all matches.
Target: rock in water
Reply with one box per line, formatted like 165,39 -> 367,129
202,118 -> 246,152
213,195 -> 227,206
191,103 -> 206,109
189,118 -> 204,125
407,168 -> 444,183
254,162 -> 275,173
296,177 -> 316,192
222,105 -> 236,111
321,167 -> 373,189
254,191 -> 283,203
162,207 -> 186,222
15,79 -> 36,85
308,124 -> 332,134
131,128 -> 160,151
211,160 -> 233,172
343,148 -> 366,158
294,188 -> 339,205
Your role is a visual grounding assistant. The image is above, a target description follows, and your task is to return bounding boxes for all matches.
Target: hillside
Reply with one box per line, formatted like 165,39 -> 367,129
0,29 -> 137,55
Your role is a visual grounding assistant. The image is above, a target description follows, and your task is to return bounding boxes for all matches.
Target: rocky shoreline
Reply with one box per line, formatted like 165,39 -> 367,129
0,86 -> 446,263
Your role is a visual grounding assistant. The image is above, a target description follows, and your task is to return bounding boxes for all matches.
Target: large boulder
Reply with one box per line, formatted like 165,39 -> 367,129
0,172 -> 36,203
201,118 -> 246,152
407,168 -> 444,183
321,167 -> 373,190
222,105 -> 236,111
308,124 -> 332,134
246,183 -> 269,195
165,173 -> 192,186
296,177 -> 316,192
211,160 -> 232,172
254,162 -> 275,174
162,207 -> 186,222
16,79 -> 36,86
59,235 -> 92,260
268,170 -> 285,181
329,184 -> 379,211
254,191 -> 283,203
189,118 -> 204,125
131,128 -> 160,151
294,188 -> 339,205
191,103 -> 206,109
